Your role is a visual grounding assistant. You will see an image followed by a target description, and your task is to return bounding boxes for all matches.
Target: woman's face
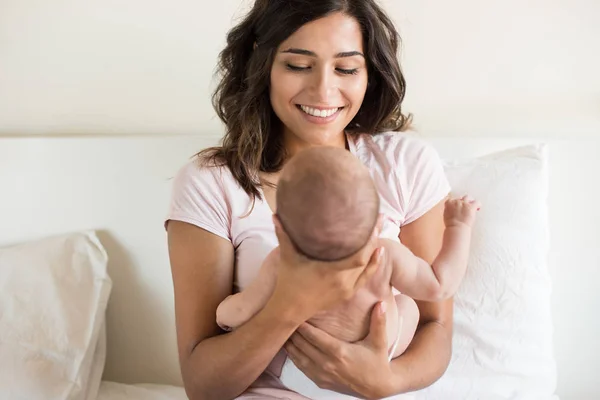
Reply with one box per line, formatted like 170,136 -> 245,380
270,12 -> 368,153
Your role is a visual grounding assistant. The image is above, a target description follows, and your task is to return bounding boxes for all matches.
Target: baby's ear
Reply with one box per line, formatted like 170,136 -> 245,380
272,214 -> 287,243
272,213 -> 280,228
272,214 -> 296,259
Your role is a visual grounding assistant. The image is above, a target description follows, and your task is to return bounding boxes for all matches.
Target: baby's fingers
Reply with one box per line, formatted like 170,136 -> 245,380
460,194 -> 481,210
468,199 -> 482,211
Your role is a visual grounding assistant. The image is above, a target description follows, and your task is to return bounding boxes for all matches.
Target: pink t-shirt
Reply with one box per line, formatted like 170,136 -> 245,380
165,131 -> 451,294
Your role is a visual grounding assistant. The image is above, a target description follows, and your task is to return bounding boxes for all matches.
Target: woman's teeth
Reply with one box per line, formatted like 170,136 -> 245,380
299,105 -> 340,118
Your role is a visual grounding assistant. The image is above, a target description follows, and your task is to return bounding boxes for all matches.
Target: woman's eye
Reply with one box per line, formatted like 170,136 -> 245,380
285,63 -> 359,75
337,68 -> 359,75
286,64 -> 309,72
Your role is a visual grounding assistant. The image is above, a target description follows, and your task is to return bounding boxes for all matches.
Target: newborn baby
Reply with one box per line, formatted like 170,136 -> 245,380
216,146 -> 480,399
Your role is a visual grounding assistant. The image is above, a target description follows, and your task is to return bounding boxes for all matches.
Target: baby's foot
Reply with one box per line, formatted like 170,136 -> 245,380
444,195 -> 481,228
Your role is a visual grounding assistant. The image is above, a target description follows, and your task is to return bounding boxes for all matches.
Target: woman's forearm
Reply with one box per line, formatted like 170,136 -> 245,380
387,319 -> 452,395
183,299 -> 301,400
388,199 -> 453,395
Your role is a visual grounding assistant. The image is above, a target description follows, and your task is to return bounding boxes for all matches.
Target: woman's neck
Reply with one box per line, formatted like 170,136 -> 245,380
282,131 -> 348,160
259,130 -> 348,213
259,130 -> 349,210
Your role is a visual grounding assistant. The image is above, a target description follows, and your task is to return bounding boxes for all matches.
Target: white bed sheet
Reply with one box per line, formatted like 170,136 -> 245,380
97,381 -> 187,400
96,381 -> 560,400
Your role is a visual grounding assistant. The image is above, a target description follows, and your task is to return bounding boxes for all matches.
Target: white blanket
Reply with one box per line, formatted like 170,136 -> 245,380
97,382 -> 187,400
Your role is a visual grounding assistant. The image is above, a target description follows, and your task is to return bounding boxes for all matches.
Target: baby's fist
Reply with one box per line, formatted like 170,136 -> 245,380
444,195 -> 481,227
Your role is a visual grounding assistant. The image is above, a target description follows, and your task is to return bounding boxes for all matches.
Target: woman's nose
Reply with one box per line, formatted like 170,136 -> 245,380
309,68 -> 336,103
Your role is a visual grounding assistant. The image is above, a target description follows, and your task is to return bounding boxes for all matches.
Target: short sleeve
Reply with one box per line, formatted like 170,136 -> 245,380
396,137 -> 451,225
164,160 -> 231,241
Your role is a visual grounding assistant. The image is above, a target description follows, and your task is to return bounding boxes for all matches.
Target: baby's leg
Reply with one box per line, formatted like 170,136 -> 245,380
389,294 -> 420,360
216,249 -> 278,331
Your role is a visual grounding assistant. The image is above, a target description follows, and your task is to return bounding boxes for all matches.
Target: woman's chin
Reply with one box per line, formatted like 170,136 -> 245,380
283,123 -> 348,150
306,133 -> 345,148
299,126 -> 347,145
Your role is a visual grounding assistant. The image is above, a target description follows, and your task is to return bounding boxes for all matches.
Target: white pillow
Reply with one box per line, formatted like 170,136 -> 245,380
81,318 -> 108,400
0,231 -> 112,400
415,144 -> 558,400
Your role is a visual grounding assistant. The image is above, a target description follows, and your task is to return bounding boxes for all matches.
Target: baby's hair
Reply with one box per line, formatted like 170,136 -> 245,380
277,147 -> 379,261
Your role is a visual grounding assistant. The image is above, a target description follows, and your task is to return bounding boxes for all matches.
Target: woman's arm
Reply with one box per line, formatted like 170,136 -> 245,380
167,218 -> 383,400
167,221 -> 301,400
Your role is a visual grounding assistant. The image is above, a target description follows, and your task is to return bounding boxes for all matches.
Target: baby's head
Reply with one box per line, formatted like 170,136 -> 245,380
276,146 -> 380,261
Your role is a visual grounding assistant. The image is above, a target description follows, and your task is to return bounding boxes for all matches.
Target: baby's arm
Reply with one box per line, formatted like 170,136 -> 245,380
386,196 -> 480,301
216,249 -> 278,331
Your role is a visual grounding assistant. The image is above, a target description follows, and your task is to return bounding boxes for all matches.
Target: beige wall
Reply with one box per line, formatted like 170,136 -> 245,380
1,0 -> 598,137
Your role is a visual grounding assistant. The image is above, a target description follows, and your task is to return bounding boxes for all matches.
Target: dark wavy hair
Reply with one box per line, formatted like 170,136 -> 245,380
199,0 -> 412,200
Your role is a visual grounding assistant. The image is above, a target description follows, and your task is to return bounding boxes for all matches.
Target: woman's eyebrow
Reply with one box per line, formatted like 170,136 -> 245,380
281,48 -> 365,58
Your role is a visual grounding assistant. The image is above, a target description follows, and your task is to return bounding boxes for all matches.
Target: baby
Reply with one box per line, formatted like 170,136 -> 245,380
216,146 -> 480,399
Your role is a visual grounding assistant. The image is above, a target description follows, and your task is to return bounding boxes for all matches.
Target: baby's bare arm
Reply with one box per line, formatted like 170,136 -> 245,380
381,239 -> 435,300
387,197 -> 479,301
216,250 -> 278,331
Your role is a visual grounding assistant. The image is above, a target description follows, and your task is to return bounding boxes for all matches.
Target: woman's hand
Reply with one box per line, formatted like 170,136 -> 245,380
284,301 -> 397,400
269,214 -> 385,324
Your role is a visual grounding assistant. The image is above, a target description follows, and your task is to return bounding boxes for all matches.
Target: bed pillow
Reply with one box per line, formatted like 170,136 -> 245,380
415,144 -> 558,400
0,231 -> 112,400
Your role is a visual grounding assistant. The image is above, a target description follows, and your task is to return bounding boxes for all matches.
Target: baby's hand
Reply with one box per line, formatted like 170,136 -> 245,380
444,195 -> 481,228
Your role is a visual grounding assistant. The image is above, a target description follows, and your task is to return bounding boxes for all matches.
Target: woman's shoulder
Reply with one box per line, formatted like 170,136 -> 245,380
172,154 -> 237,192
166,155 -> 241,239
350,131 -> 450,225
350,131 -> 443,171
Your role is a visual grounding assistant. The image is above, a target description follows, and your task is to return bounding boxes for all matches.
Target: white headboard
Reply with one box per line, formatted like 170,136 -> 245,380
1,134 -> 598,399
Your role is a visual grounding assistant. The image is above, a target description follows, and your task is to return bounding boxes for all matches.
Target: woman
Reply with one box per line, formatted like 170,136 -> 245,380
165,1 -> 452,399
